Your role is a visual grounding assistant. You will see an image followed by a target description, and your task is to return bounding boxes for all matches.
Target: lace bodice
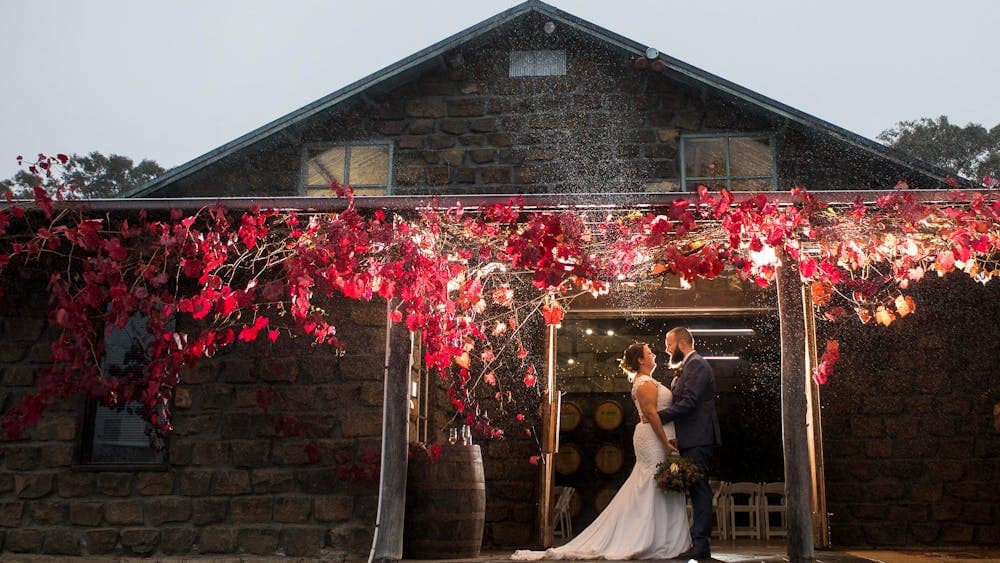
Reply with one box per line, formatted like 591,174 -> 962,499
631,374 -> 672,411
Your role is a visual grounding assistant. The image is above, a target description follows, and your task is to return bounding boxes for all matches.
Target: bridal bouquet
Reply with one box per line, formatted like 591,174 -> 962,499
654,455 -> 703,493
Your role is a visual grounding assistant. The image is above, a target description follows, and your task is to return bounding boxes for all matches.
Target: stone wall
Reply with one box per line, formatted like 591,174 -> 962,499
821,272 -> 1000,546
0,281 -> 387,558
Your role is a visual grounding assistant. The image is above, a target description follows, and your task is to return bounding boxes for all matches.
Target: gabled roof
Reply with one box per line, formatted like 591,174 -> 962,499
126,0 -> 967,197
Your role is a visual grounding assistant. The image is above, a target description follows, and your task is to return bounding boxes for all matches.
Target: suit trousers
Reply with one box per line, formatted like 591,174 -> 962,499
682,445 -> 715,550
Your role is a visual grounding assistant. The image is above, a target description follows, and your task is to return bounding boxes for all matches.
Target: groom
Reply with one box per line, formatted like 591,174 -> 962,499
657,327 -> 721,561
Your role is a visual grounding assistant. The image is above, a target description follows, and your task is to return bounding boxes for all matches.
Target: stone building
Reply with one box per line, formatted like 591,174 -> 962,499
1,0 -> 997,558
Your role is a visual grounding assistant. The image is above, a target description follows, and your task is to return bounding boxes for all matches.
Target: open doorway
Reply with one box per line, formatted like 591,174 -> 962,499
551,311 -> 783,532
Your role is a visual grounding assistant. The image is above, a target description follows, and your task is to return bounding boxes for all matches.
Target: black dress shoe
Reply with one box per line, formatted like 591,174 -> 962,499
676,546 -> 711,560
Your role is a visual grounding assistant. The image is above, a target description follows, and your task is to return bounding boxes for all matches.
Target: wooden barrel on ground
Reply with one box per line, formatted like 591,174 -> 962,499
404,444 -> 486,559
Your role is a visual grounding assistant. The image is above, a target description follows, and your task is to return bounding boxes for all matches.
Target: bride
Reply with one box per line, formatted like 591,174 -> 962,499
512,342 -> 692,560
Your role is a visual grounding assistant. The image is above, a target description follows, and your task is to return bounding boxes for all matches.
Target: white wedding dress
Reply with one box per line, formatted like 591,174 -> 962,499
512,375 -> 692,560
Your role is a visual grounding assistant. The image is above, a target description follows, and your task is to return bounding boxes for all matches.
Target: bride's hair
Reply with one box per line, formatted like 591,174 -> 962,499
619,342 -> 646,375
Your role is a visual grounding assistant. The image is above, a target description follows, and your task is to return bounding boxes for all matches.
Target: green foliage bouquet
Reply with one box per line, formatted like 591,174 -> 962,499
654,454 -> 703,493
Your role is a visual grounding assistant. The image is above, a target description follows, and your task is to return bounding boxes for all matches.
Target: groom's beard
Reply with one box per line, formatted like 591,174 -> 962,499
666,348 -> 684,368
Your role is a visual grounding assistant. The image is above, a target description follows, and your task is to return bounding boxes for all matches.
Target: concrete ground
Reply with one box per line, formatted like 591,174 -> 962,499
3,543 -> 1000,563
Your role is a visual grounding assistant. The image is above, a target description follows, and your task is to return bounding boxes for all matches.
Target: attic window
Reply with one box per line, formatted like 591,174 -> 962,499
509,50 -> 566,77
302,142 -> 393,196
680,134 -> 776,191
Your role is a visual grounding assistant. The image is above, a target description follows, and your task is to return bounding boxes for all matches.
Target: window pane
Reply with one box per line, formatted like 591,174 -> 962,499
305,147 -> 346,187
730,137 -> 772,177
684,138 -> 727,178
91,403 -> 164,463
348,146 -> 389,186
730,179 -> 773,192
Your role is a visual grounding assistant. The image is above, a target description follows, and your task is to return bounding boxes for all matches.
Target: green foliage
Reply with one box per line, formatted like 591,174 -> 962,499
878,115 -> 1000,181
1,151 -> 164,198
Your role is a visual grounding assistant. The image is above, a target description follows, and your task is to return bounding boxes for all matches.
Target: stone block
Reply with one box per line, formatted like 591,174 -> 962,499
469,149 -> 497,164
199,526 -> 238,553
57,473 -> 95,498
3,447 -> 38,471
407,119 -> 434,135
160,527 -> 198,554
104,501 -> 144,525
32,416 -> 77,440
38,443 -> 74,466
315,495 -> 354,522
120,527 -> 159,555
6,528 -> 42,552
173,413 -> 217,436
97,472 -> 133,496
469,117 -> 495,133
448,98 -> 485,117
191,441 -> 230,465
0,501 -> 24,527
490,521 -> 532,546
481,166 -> 512,184
238,527 -> 279,555
326,524 -> 371,554
405,98 -> 446,118
426,166 -> 450,185
191,499 -> 228,526
231,497 -> 273,523
273,496 -> 311,523
15,474 -> 53,498
230,440 -> 272,467
178,470 -> 213,496
29,501 -> 66,525
1,365 -> 36,386
214,469 -> 251,495
282,526 -> 326,557
340,413 -> 382,437
85,528 -> 118,554
397,136 -> 422,150
41,528 -> 80,555
427,134 -> 456,150
69,501 -> 103,526
440,118 -> 468,135
136,472 -> 174,496
174,386 -> 193,408
146,498 -> 192,526
939,522 -> 975,543
250,468 -> 296,493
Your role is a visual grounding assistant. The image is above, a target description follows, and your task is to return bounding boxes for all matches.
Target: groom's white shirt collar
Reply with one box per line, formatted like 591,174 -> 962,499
681,349 -> 696,366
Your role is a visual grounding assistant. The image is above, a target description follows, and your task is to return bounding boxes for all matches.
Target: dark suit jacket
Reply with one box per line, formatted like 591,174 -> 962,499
657,352 -> 721,449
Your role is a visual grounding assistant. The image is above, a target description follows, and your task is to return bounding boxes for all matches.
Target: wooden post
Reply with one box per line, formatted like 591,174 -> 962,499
539,324 -> 558,546
776,256 -> 815,562
802,284 -> 830,548
369,298 -> 413,563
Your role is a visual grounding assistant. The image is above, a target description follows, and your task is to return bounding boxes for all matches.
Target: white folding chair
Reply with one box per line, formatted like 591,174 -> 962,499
761,482 -> 787,539
553,486 -> 575,539
711,480 -> 729,540
726,481 -> 761,539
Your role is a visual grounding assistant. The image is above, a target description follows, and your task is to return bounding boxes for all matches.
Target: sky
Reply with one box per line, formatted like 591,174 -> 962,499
1,0 -> 997,180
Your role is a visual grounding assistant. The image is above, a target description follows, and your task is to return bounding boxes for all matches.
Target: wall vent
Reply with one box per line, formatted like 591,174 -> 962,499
509,50 -> 566,77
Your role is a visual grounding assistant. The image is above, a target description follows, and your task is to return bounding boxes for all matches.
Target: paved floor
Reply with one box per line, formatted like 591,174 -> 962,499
3,544 -> 999,563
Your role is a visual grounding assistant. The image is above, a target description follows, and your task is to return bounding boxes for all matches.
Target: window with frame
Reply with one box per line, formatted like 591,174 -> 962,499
302,143 -> 392,196
680,134 -> 776,192
81,312 -> 166,466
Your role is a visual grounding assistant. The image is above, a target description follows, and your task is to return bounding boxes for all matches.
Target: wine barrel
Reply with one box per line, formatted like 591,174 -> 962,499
404,444 -> 486,559
560,401 -> 582,432
594,443 -> 624,475
594,400 -> 623,430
